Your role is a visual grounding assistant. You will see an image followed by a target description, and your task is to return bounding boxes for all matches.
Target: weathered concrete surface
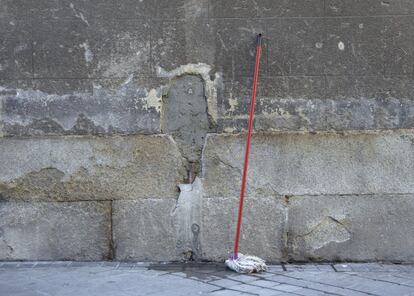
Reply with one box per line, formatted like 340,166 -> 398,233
200,197 -> 286,262
288,194 -> 414,262
161,75 -> 211,174
113,199 -> 180,261
0,135 -> 185,201
0,201 -> 111,261
0,78 -> 163,136
218,76 -> 414,132
174,178 -> 203,261
202,131 -> 414,197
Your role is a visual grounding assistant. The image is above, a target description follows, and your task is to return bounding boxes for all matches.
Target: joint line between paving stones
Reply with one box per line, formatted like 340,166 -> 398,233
269,271 -> 379,296
345,273 -> 414,289
248,274 -> 343,296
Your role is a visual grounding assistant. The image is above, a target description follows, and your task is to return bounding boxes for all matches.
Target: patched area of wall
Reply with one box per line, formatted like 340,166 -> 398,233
161,74 -> 213,176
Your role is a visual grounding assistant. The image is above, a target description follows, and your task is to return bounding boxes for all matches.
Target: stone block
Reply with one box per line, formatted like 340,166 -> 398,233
113,199 -> 180,261
87,19 -> 152,78
29,0 -> 154,20
217,97 -> 414,132
267,18 -> 325,76
152,19 -> 214,71
200,196 -> 286,262
288,194 -> 414,262
0,77 -> 163,136
0,20 -> 32,79
0,135 -> 185,201
202,131 -> 414,197
257,0 -> 324,17
325,0 -> 414,16
0,201 -> 111,260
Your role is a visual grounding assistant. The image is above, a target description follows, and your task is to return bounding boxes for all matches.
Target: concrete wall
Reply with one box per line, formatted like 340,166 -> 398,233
1,0 -> 413,262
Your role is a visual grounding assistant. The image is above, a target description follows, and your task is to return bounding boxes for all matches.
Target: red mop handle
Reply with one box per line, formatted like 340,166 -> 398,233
233,34 -> 263,258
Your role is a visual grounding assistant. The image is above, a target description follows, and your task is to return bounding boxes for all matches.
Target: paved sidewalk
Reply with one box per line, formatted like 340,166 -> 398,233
1,262 -> 414,296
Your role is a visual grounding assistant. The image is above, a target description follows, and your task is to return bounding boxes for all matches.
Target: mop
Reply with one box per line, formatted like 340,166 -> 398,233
225,34 -> 267,273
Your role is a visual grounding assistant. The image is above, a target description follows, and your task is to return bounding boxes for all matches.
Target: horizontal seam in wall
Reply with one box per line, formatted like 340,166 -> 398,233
209,14 -> 414,20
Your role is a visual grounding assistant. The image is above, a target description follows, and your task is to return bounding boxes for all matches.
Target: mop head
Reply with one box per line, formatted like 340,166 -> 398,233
225,253 -> 267,273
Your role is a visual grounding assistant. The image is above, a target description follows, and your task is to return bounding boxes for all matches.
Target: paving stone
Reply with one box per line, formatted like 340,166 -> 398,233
231,283 -> 264,294
226,274 -> 260,283
210,278 -> 243,288
251,279 -> 280,288
273,284 -> 304,292
209,289 -> 248,296
0,263 -> 413,295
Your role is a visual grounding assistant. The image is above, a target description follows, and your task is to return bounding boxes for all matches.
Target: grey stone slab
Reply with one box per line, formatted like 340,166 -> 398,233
257,0 -> 324,17
29,0 -> 154,20
0,201 -> 111,260
152,19 -> 215,71
0,0 -> 29,20
211,19 -> 266,79
0,263 -> 413,295
0,20 -> 32,79
325,42 -> 384,75
202,131 -> 414,197
325,0 -> 414,16
219,76 -> 326,118
200,197 -> 286,262
325,75 -> 414,100
288,194 -> 414,262
325,17 -> 392,44
251,279 -> 279,288
32,18 -> 152,79
267,18 -> 325,76
152,21 -> 188,71
155,0 -> 208,20
210,278 -> 242,288
87,19 -> 152,78
0,135 -> 185,201
208,0 -> 257,18
32,19 -> 89,78
112,199 -> 180,261
384,38 -> 414,76
0,77 -> 163,136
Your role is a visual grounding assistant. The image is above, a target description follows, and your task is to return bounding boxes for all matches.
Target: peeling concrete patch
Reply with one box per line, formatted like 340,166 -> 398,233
172,177 -> 203,260
161,74 -> 212,176
297,216 -> 351,251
